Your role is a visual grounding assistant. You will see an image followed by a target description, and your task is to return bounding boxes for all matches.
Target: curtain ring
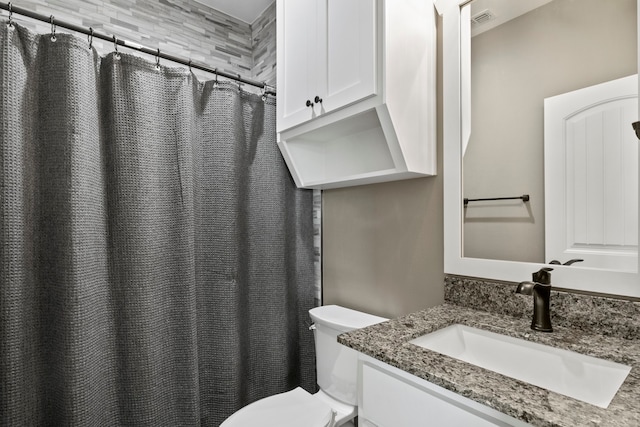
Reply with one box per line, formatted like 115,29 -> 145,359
113,35 -> 120,59
155,48 -> 161,70
261,82 -> 267,102
7,2 -> 13,28
50,15 -> 56,42
87,27 -> 93,50
213,68 -> 219,89
188,59 -> 192,72
237,74 -> 242,91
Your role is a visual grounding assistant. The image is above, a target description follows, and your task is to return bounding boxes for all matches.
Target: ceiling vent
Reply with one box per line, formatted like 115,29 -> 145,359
471,9 -> 496,25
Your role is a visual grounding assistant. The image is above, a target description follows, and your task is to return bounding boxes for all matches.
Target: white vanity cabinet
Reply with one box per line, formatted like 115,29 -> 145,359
276,0 -> 437,189
358,355 -> 531,427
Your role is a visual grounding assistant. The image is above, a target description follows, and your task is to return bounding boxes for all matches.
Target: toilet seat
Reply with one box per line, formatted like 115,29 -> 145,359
220,387 -> 335,427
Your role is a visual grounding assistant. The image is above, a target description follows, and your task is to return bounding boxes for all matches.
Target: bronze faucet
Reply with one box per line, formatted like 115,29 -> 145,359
516,267 -> 554,332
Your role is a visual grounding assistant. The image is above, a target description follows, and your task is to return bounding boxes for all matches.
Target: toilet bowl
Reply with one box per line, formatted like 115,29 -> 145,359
220,305 -> 387,427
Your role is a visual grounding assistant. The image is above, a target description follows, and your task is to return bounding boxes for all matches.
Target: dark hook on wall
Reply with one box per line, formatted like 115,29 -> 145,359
632,121 -> 640,140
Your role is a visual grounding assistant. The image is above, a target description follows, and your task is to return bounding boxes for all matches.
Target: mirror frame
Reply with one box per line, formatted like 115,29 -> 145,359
435,0 -> 640,297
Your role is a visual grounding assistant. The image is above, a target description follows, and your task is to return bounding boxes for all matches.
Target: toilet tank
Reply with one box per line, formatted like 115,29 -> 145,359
309,305 -> 387,406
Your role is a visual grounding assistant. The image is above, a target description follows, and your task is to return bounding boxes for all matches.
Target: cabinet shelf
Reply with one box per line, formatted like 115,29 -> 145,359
279,108 -> 431,189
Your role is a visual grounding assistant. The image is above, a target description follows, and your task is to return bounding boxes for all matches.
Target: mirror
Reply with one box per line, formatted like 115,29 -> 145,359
463,0 -> 637,269
436,0 -> 640,297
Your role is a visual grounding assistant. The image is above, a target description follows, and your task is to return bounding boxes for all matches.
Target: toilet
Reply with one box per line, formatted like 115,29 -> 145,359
220,305 -> 388,427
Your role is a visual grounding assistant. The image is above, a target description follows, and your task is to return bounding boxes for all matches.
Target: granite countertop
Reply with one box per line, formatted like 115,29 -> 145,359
338,303 -> 640,427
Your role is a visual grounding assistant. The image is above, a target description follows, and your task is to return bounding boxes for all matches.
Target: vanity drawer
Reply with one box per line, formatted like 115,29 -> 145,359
359,358 -> 528,427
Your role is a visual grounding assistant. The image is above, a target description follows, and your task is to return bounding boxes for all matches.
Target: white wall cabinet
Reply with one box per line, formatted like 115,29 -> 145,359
277,0 -> 376,132
276,0 -> 437,189
276,0 -> 319,132
358,355 -> 531,427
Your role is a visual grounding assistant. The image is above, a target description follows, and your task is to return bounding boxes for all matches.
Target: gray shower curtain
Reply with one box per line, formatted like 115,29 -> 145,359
0,23 -> 316,426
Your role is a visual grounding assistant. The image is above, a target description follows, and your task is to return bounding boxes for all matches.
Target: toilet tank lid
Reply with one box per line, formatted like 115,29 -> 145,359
309,305 -> 387,331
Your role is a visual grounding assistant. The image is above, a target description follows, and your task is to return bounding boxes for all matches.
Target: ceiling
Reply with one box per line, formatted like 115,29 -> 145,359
470,0 -> 553,36
194,0 -> 275,24
196,0 -> 552,29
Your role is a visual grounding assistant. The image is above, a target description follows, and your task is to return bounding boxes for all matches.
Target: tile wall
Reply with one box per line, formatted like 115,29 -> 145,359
251,1 -> 276,87
4,0 -> 276,86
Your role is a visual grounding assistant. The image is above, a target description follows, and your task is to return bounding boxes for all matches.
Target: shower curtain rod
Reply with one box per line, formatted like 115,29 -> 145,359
0,1 -> 276,96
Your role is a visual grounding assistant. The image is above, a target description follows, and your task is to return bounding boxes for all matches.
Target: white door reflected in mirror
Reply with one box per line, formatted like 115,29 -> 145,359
545,75 -> 638,272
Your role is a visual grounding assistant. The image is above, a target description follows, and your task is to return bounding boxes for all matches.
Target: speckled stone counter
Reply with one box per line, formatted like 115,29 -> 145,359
338,278 -> 640,426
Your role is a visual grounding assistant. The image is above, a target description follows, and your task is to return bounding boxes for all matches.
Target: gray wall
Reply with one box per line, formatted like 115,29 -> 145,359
464,0 -> 636,263
321,16 -> 445,319
7,0 -> 276,85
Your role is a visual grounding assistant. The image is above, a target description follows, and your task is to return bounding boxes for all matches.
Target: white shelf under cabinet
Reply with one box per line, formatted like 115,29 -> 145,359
276,0 -> 437,189
278,108 -> 431,189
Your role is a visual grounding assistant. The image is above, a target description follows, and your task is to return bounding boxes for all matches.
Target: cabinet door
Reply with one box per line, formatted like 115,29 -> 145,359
361,362 -> 519,427
318,0 -> 377,113
277,0 -> 320,132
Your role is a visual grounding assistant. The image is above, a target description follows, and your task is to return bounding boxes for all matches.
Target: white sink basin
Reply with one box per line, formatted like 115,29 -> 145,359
409,324 -> 631,408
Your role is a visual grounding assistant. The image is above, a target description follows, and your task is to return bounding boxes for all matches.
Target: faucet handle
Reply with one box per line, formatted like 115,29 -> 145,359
532,267 -> 553,284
